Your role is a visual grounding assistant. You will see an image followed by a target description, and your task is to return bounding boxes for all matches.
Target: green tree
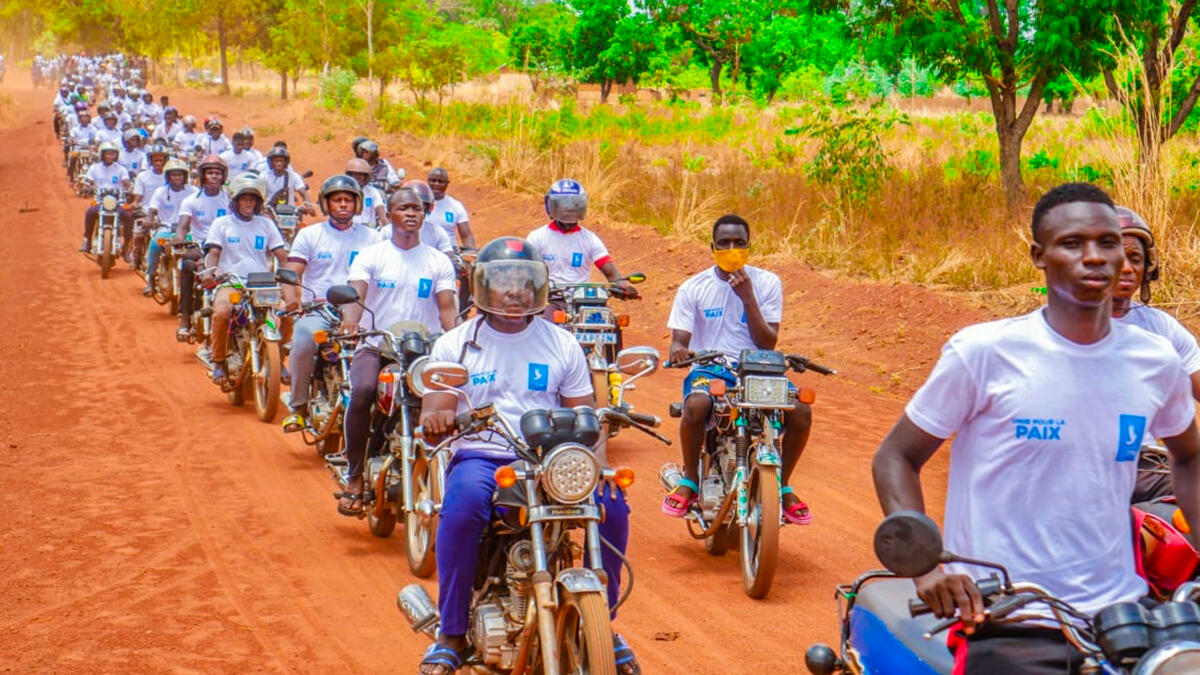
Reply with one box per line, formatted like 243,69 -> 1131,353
744,6 -> 852,102
645,0 -> 777,99
508,3 -> 574,93
567,0 -> 660,101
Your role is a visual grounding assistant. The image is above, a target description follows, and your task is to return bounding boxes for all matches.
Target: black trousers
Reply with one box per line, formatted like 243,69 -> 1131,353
950,625 -> 1085,675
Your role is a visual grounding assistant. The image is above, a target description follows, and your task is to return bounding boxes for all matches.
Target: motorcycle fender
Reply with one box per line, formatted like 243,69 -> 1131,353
755,443 -> 781,467
260,321 -> 282,342
554,568 -> 605,595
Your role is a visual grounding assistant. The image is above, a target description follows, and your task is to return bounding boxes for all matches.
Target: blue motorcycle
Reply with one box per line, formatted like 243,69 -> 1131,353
805,512 -> 1200,675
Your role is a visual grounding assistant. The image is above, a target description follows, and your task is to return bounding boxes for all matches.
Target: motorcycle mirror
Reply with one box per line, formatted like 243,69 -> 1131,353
873,511 -> 944,578
275,268 -> 300,286
616,346 -> 660,377
804,644 -> 840,675
302,170 -> 314,179
420,361 -> 469,392
625,272 -> 646,284
326,284 -> 360,305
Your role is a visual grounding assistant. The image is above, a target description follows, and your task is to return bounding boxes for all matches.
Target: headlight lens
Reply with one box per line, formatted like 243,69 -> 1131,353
742,375 -> 790,407
251,288 -> 281,307
101,195 -> 118,211
1136,643 -> 1200,674
541,444 -> 599,504
577,307 -> 613,327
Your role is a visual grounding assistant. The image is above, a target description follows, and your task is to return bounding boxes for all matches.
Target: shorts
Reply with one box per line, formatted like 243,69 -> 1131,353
682,364 -> 797,397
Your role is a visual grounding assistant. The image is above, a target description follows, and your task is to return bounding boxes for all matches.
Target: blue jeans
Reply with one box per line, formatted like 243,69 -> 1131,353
436,454 -> 630,636
145,224 -> 172,279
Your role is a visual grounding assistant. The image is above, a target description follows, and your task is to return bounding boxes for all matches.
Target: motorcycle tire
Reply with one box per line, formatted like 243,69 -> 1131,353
405,452 -> 440,578
99,230 -> 113,279
253,337 -> 282,423
552,591 -> 617,675
740,462 -> 780,599
367,500 -> 397,538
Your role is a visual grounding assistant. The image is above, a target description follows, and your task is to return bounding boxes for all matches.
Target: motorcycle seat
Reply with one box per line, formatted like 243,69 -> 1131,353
853,578 -> 954,673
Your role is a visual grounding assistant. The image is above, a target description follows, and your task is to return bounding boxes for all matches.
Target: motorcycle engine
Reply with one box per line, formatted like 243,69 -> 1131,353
471,603 -> 520,669
309,395 -> 332,431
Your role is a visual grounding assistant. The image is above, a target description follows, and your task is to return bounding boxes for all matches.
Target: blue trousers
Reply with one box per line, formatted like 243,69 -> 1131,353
145,225 -> 171,278
436,454 -> 630,636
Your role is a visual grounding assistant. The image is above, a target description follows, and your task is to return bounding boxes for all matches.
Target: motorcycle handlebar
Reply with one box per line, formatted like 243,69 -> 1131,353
664,351 -> 723,369
908,576 -> 1006,617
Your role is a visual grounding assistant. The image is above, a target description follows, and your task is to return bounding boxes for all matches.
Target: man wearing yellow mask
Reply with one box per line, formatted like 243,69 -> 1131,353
664,214 -> 814,524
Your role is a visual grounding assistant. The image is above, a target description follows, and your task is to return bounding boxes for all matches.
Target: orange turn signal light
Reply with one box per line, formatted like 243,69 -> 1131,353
156,237 -> 168,246
708,380 -> 727,397
313,329 -> 328,344
378,371 -> 396,383
1175,508 -> 1192,534
615,314 -> 630,328
613,467 -> 635,489
495,465 -> 518,489
552,310 -> 568,324
228,291 -> 242,304
798,388 -> 817,405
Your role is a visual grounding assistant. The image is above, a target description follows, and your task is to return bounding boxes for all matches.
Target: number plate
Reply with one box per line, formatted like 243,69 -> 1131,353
575,332 -> 617,345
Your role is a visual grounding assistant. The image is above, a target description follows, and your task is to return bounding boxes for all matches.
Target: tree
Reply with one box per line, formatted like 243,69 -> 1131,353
864,1 -> 1139,211
567,0 -> 660,101
508,3 -> 574,93
744,6 -> 851,102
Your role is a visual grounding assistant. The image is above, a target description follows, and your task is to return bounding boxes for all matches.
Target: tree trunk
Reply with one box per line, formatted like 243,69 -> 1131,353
365,0 -> 375,107
292,71 -> 300,94
217,13 -> 231,95
708,59 -> 723,96
600,79 -> 612,103
279,69 -> 288,99
986,73 -> 1049,214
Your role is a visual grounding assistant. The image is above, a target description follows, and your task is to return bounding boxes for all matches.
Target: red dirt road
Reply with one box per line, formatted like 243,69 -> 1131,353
0,76 -> 990,672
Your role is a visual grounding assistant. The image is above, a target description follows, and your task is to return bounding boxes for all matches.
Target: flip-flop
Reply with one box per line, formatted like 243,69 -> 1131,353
281,412 -> 305,433
781,486 -> 812,525
419,643 -> 463,674
335,489 -> 364,516
661,477 -> 699,518
613,633 -> 641,675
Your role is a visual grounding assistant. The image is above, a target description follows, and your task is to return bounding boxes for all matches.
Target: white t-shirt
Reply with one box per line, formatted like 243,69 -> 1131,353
204,214 -> 286,278
152,120 -> 182,142
347,241 -> 456,340
377,221 -> 453,253
176,130 -> 202,151
119,148 -> 147,177
906,308 -> 1195,622
132,168 -> 165,197
264,168 -> 308,205
1115,304 -> 1200,374
430,195 -> 469,240
71,124 -> 99,145
353,184 -> 386,227
148,184 -> 199,226
95,127 -> 122,145
429,317 -> 594,460
288,222 -> 382,302
219,148 -> 259,174
526,223 -> 612,284
86,162 -> 127,196
199,134 -> 232,156
667,265 -> 784,363
178,189 -> 231,242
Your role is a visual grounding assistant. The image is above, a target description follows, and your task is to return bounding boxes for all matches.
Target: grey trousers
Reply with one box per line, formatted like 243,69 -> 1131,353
288,313 -> 335,410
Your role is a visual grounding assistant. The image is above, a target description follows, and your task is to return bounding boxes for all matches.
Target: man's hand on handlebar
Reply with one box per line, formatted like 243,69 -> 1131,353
419,409 -> 458,443
914,567 -> 985,632
669,346 -> 694,365
615,279 -> 640,300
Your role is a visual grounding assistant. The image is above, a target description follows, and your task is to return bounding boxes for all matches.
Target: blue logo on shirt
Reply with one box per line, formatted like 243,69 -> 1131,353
471,371 -> 497,385
1012,418 -> 1063,441
418,278 -> 433,298
348,250 -> 360,267
1116,414 -> 1146,462
228,236 -> 241,243
740,310 -> 747,323
543,254 -> 557,262
316,251 -> 333,260
528,363 -> 549,391
254,235 -> 265,250
445,212 -> 455,223
111,176 -> 119,184
703,307 -> 724,319
571,252 -> 583,267
217,208 -> 227,217
365,197 -> 373,207
376,279 -> 397,289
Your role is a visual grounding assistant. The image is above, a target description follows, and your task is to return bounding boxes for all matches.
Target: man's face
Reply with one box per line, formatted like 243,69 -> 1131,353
327,192 -> 357,221
270,157 -> 287,173
150,154 -> 166,171
1115,234 -> 1146,302
484,266 -> 537,317
1032,202 -> 1124,308
167,171 -> 186,189
233,138 -> 247,152
348,172 -> 368,187
202,167 -> 224,189
243,136 -> 254,149
234,194 -> 259,218
104,117 -> 117,129
100,150 -> 118,165
389,194 -> 424,233
428,171 -> 449,199
208,127 -> 221,139
712,222 -> 750,250
165,111 -> 177,124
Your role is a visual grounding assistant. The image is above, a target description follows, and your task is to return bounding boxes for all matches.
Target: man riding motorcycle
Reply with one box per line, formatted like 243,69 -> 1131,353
220,130 -> 258,174
200,117 -> 232,156
143,159 -> 199,297
175,156 -> 231,341
78,141 -> 134,255
177,115 -> 201,151
130,144 -> 169,207
201,173 -> 288,384
356,139 -> 403,190
417,236 -> 640,675
345,158 -> 386,228
334,186 -> 459,516
872,183 -> 1200,672
280,175 -> 382,433
427,167 -> 476,249
378,181 -> 452,253
118,128 -> 147,178
151,106 -> 182,143
95,111 -> 122,145
262,146 -> 313,211
663,214 -> 813,524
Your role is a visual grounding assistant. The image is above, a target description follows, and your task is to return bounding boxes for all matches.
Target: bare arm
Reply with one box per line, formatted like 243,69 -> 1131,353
1163,421 -> 1200,549
1190,371 -> 1200,402
456,220 -> 476,249
669,328 -> 693,364
436,289 -> 458,332
282,259 -> 306,310
175,214 -> 191,243
729,269 -> 777,349
271,247 -> 288,268
338,280 -> 369,333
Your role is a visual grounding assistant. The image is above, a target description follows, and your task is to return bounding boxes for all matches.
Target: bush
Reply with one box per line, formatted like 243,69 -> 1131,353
318,68 -> 362,111
792,101 -> 908,204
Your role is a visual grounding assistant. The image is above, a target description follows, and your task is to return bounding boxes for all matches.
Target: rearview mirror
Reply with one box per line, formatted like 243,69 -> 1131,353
420,361 -> 470,392
275,268 -> 300,286
873,511 -> 944,578
326,284 -> 360,305
302,170 -> 314,179
616,346 -> 659,376
625,272 -> 646,284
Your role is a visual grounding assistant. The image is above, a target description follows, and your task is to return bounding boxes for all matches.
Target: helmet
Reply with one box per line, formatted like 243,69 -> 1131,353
318,174 -> 364,216
204,117 -> 223,130
74,102 -> 89,113
142,91 -> 152,100
351,136 -> 370,154
472,237 -> 550,318
358,139 -> 379,159
1116,206 -> 1158,287
239,126 -> 254,138
197,154 -> 229,181
545,179 -> 587,223
163,106 -> 178,117
102,111 -> 117,122
227,172 -> 267,212
122,128 -> 141,142
401,179 -> 435,209
345,158 -> 371,176
1133,499 -> 1199,597
163,158 -> 189,177
182,115 -> 196,128
146,143 -> 169,158
266,146 -> 290,163
98,141 -> 120,156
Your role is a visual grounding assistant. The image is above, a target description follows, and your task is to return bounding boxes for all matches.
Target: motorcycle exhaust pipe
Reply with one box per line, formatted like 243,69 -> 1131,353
397,584 -> 440,640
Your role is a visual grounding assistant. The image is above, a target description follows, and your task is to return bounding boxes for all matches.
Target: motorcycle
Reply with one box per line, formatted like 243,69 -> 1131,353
85,188 -> 125,279
548,274 -> 662,440
806,511 -> 1200,675
266,203 -> 302,247
662,349 -> 834,598
196,270 -> 285,422
70,146 -> 95,195
397,353 -> 661,674
128,207 -> 152,275
276,289 -> 351,458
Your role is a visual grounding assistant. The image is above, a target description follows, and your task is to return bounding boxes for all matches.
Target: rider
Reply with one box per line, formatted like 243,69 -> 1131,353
280,176 -> 382,433
78,141 -> 134,254
139,90 -> 161,123
426,167 -> 476,249
201,173 -> 288,384
334,187 -> 458,514
663,214 -> 813,524
177,115 -> 201,151
526,179 -> 639,303
345,158 -> 386,228
219,130 -> 253,173
238,127 -> 263,169
118,128 -> 147,178
356,139 -> 403,190
417,236 -> 640,675
151,106 -> 182,143
130,143 -> 168,206
175,156 -> 231,341
95,111 -> 122,145
143,159 -> 198,296
873,183 -> 1200,672
378,181 -> 453,252
262,146 -> 312,211
200,118 -> 232,156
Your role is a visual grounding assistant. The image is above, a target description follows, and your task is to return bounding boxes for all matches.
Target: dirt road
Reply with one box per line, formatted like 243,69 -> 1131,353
0,76 -> 988,672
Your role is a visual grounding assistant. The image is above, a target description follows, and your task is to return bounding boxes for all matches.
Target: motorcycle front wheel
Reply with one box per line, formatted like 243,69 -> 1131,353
366,455 -> 397,538
253,336 -> 281,422
405,452 -> 440,577
552,591 -> 617,675
99,230 -> 113,279
740,462 -> 780,598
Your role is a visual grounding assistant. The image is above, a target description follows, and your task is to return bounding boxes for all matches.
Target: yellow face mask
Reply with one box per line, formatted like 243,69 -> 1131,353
712,247 -> 750,273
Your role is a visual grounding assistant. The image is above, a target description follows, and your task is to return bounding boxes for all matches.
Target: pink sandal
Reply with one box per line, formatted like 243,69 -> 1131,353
662,478 -> 699,518
781,487 -> 812,525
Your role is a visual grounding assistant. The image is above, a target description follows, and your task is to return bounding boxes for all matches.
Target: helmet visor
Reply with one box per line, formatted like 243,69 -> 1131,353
547,193 -> 588,223
473,260 -> 549,318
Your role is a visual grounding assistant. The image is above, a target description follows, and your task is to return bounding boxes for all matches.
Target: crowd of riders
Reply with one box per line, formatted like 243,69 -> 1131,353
46,46 -> 1200,673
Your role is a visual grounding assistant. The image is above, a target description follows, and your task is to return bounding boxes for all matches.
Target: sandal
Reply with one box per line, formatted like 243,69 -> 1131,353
613,633 -> 641,675
175,326 -> 191,343
418,643 -> 463,674
336,480 -> 364,516
781,486 -> 812,525
281,411 -> 305,434
661,477 -> 699,518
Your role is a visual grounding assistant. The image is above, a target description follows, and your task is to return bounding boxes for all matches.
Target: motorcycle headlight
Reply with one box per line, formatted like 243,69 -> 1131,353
742,375 -> 790,407
541,444 -> 599,505
251,288 -> 281,307
1134,642 -> 1200,674
101,194 -> 118,211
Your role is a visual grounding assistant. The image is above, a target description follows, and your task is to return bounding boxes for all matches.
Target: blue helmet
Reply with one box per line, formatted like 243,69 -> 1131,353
544,178 -> 587,224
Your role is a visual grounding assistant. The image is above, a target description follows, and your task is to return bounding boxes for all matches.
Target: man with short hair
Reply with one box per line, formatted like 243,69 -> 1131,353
427,167 -> 475,249
78,141 -> 134,254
